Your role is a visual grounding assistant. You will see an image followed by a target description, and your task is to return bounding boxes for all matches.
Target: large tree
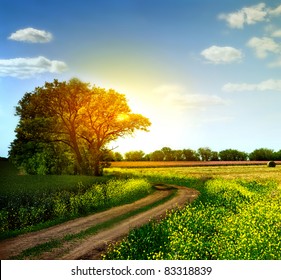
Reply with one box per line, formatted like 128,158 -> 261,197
181,149 -> 200,161
249,148 -> 275,161
125,150 -> 145,161
149,150 -> 165,161
10,78 -> 151,175
197,147 -> 213,161
219,149 -> 248,161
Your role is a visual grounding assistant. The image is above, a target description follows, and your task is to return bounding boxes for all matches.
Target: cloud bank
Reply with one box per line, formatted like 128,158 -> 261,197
153,84 -> 227,109
8,27 -> 53,43
222,79 -> 281,92
271,29 -> 281,38
201,46 -> 243,64
219,3 -> 281,29
0,56 -> 67,78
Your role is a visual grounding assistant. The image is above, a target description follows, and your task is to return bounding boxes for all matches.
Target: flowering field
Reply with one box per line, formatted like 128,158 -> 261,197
104,166 -> 281,260
1,160 -> 281,259
110,160 -> 281,168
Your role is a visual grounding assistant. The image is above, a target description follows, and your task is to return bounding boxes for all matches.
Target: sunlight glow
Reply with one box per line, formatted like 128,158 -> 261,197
116,113 -> 129,121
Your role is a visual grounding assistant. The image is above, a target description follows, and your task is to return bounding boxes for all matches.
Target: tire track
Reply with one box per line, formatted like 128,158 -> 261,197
0,185 -> 199,260
0,187 -> 171,259
62,185 -> 199,260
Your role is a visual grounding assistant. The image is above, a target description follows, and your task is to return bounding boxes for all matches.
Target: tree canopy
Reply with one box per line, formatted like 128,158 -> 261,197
249,148 -> 275,161
9,78 -> 151,175
125,150 -> 145,161
219,149 -> 248,161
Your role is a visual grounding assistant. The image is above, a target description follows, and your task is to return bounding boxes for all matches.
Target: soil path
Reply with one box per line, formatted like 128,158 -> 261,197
0,185 -> 199,260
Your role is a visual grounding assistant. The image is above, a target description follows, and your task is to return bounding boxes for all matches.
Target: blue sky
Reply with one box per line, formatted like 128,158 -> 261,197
1,0 -> 281,157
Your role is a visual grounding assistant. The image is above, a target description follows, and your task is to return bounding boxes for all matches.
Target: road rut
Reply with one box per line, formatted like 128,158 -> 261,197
0,184 -> 199,260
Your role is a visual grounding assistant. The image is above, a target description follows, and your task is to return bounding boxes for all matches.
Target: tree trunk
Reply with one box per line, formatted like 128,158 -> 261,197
70,134 -> 85,174
93,160 -> 102,176
92,147 -> 103,176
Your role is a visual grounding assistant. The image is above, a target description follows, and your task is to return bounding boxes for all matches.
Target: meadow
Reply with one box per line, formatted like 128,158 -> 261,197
1,160 -> 281,260
103,165 -> 281,260
110,160 -> 281,168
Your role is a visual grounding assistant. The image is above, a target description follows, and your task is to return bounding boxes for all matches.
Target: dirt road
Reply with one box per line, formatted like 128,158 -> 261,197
0,184 -> 199,260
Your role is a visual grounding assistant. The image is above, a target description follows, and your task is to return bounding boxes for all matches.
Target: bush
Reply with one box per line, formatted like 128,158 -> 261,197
267,161 -> 276,167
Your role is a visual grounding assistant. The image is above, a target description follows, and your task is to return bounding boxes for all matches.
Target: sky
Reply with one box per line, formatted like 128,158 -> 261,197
1,0 -> 281,157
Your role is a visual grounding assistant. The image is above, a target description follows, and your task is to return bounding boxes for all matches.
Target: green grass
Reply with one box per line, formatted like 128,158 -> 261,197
0,171 -> 111,196
0,161 -> 153,239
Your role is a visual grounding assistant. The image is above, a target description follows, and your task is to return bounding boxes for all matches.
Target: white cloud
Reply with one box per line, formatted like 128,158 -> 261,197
169,93 -> 227,108
271,29 -> 281,38
201,45 -> 243,64
269,4 -> 281,16
218,3 -> 268,29
218,10 -> 245,29
247,37 -> 281,58
8,27 -> 53,43
242,3 -> 268,24
219,3 -> 281,29
268,57 -> 281,68
153,84 -> 227,109
222,79 -> 281,92
0,56 -> 67,78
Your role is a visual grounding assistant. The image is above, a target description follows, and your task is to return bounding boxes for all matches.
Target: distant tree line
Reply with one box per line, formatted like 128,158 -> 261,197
109,147 -> 281,162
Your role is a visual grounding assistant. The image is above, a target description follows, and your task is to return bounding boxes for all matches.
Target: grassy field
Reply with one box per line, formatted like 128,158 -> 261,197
110,160 -> 281,168
1,160 -> 281,259
0,161 -> 153,239
103,165 -> 281,260
107,164 -> 281,182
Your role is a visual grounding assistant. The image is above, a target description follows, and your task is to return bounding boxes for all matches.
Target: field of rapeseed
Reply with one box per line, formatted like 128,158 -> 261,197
104,178 -> 281,260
